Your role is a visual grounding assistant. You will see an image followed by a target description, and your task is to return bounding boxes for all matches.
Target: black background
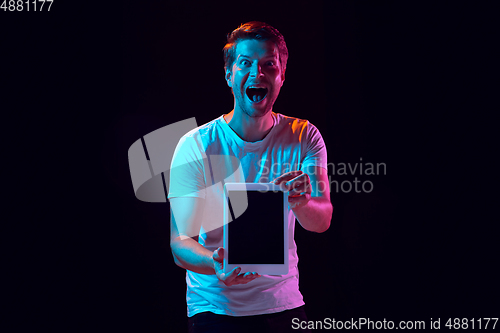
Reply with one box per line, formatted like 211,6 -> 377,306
3,1 -> 498,332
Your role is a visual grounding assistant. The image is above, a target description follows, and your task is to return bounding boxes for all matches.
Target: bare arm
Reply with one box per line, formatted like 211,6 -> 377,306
170,197 -> 216,274
169,196 -> 260,284
274,166 -> 332,233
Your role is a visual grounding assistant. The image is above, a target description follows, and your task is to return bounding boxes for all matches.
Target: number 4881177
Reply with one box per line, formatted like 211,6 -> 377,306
1,0 -> 54,11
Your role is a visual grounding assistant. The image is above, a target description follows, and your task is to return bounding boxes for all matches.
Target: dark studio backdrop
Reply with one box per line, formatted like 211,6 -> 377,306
3,1 -> 498,332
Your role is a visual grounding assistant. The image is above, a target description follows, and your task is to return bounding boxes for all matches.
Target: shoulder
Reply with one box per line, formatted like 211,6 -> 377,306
171,116 -> 226,170
177,116 -> 225,149
273,113 -> 323,137
181,116 -> 222,140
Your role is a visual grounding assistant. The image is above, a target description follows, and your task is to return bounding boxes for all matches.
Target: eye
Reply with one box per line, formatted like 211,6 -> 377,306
240,59 -> 250,66
266,61 -> 276,66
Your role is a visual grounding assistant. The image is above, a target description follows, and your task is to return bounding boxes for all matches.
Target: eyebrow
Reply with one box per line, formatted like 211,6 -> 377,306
238,55 -> 278,60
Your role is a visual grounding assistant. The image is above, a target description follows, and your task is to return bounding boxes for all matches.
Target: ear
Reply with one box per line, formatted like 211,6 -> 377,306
225,67 -> 232,88
280,71 -> 285,86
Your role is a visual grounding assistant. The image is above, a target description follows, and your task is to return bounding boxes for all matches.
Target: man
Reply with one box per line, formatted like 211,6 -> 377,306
168,21 -> 332,333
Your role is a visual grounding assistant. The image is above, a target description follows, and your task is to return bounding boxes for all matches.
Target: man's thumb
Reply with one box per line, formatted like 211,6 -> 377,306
213,247 -> 224,262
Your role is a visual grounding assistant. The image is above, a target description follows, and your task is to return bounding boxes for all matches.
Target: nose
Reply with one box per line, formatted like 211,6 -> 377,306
250,63 -> 264,77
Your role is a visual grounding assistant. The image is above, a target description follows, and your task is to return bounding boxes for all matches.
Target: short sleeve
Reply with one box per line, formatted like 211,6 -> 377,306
301,123 -> 328,171
167,134 -> 207,199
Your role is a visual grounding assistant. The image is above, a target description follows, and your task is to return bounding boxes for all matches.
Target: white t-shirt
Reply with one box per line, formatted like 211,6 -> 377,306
168,112 -> 327,317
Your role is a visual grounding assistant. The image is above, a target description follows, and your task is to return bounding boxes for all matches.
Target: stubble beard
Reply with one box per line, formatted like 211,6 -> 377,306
241,105 -> 271,118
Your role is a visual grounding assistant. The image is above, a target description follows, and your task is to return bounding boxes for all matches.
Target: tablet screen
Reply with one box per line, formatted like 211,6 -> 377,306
227,190 -> 284,264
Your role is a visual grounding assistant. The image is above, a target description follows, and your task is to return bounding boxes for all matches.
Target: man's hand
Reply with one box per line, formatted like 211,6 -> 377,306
273,170 -> 312,209
273,167 -> 332,233
213,248 -> 261,286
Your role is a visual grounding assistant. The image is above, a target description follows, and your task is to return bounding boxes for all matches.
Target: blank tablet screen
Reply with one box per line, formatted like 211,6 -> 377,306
227,190 -> 284,264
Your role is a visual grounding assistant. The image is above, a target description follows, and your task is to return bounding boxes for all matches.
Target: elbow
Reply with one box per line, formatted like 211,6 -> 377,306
321,220 -> 331,233
170,241 -> 186,269
172,252 -> 184,268
316,205 -> 333,233
300,202 -> 333,233
304,216 -> 330,233
172,252 -> 186,269
314,219 -> 331,233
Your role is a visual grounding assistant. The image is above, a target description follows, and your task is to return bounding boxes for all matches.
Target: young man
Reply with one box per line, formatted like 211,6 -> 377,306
168,21 -> 332,333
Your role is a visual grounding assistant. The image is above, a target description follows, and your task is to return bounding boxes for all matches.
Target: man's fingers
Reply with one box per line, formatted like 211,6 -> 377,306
273,171 -> 303,184
223,271 -> 261,286
238,272 -> 261,281
288,181 -> 311,196
241,272 -> 260,278
289,193 -> 311,202
287,179 -> 309,192
282,174 -> 311,194
232,272 -> 261,285
284,172 -> 309,185
222,267 -> 241,285
273,170 -> 304,185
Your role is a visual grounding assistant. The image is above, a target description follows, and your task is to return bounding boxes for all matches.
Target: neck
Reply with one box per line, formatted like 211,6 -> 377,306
224,109 -> 274,142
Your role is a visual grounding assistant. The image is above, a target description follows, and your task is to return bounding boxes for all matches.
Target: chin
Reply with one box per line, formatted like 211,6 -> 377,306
244,106 -> 271,118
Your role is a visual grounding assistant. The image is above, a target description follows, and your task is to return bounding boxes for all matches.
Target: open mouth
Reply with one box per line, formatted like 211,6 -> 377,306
246,87 -> 268,103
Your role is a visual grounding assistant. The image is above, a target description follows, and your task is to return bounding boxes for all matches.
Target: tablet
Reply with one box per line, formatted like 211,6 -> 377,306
223,183 -> 289,276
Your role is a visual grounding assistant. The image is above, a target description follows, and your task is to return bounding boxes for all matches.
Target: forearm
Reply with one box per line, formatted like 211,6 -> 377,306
292,197 -> 332,233
170,237 -> 216,275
